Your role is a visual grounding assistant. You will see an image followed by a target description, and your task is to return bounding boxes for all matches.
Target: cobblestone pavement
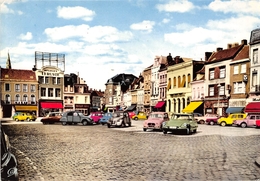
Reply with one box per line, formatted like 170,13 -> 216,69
2,121 -> 260,181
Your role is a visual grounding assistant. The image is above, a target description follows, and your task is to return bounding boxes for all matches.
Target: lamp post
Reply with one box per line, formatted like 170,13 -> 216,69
217,84 -> 221,115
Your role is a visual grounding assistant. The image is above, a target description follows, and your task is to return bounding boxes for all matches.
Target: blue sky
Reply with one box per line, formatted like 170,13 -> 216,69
1,0 -> 260,91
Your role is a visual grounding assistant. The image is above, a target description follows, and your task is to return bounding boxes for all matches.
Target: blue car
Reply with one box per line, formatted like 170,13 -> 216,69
99,112 -> 113,125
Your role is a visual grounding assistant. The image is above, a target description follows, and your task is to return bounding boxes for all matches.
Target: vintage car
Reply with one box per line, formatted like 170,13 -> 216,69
107,111 -> 131,128
217,113 -> 247,126
90,112 -> 104,124
99,112 -> 113,125
132,111 -> 147,120
41,112 -> 63,124
12,112 -> 37,122
127,111 -> 136,119
1,126 -> 19,181
162,113 -> 198,135
233,114 -> 260,128
143,112 -> 169,131
194,113 -> 219,124
60,111 -> 94,126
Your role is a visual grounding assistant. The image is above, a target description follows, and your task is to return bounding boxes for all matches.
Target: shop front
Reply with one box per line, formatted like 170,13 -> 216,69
39,101 -> 63,117
75,104 -> 89,115
154,101 -> 166,112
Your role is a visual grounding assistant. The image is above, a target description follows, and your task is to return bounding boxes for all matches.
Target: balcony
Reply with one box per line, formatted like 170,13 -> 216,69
1,100 -> 38,105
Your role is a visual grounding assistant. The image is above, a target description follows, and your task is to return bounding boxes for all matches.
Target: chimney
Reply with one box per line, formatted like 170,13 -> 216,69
216,47 -> 223,52
167,53 -> 173,64
175,56 -> 180,64
227,43 -> 232,49
232,43 -> 239,47
241,39 -> 247,45
205,52 -> 212,61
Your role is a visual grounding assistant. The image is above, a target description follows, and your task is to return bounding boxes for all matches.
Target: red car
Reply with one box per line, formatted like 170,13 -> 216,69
90,112 -> 104,124
256,120 -> 260,128
41,112 -> 63,124
128,111 -> 136,119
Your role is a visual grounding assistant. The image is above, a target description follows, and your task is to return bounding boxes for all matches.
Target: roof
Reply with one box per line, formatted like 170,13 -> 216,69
232,45 -> 249,62
250,28 -> 260,45
207,44 -> 244,63
1,68 -> 37,81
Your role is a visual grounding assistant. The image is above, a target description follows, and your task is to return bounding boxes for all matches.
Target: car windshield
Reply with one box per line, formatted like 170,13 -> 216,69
104,113 -> 111,117
172,114 -> 192,120
149,113 -> 163,118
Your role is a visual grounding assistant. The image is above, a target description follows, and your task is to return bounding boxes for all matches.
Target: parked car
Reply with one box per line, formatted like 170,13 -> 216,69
41,112 -> 63,124
143,112 -> 169,132
205,117 -> 219,125
162,113 -> 198,135
127,111 -> 136,119
99,112 -> 113,125
12,112 -> 37,122
90,112 -> 104,124
1,126 -> 19,181
60,111 -> 94,126
194,113 -> 219,124
132,111 -> 147,120
233,114 -> 260,128
107,111 -> 131,128
217,113 -> 247,126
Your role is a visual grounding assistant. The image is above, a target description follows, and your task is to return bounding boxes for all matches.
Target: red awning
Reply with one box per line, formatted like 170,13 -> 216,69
41,102 -> 63,109
154,101 -> 165,108
244,102 -> 260,113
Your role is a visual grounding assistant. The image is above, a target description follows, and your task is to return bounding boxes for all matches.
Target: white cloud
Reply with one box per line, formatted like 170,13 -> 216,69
44,24 -> 133,43
156,0 -> 195,13
0,0 -> 25,14
57,6 -> 95,21
18,32 -> 33,40
162,18 -> 170,24
130,20 -> 155,33
1,3 -> 14,13
208,0 -> 260,15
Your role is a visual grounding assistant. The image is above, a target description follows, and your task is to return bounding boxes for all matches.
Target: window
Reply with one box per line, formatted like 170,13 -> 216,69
31,95 -> 36,104
253,49 -> 258,64
234,65 -> 239,74
209,86 -> 214,96
31,85 -> 36,92
219,85 -> 225,95
5,94 -> 11,104
178,76 -> 181,87
52,77 -> 56,84
241,64 -> 246,73
209,69 -> 214,80
57,77 -> 61,84
55,88 -> 61,97
23,94 -> 28,102
252,73 -> 257,87
197,87 -> 200,98
173,77 -> 176,87
48,88 -> 54,97
15,94 -> 20,101
233,82 -> 245,94
15,84 -> 20,92
5,83 -> 10,91
45,77 -> 49,84
219,67 -> 226,78
41,87 -> 46,97
23,84 -> 28,92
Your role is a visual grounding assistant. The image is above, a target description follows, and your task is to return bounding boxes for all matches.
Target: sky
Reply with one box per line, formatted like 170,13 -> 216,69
1,0 -> 260,91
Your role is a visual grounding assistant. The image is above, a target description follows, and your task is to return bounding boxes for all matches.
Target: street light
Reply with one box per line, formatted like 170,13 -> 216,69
217,84 -> 221,115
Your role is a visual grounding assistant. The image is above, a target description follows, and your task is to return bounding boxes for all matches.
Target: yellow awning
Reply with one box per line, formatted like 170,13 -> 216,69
15,105 -> 38,111
182,101 -> 203,113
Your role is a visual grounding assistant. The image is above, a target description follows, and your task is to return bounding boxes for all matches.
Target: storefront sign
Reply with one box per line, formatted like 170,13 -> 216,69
229,100 -> 246,107
75,104 -> 89,108
253,98 -> 260,101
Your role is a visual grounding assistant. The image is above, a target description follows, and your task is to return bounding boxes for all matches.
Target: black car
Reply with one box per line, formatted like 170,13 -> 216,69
1,127 -> 19,181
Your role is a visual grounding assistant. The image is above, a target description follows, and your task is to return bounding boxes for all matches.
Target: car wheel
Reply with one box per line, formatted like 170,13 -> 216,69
15,118 -> 19,122
82,120 -> 88,126
220,121 -> 226,127
42,122 -> 46,125
163,130 -> 167,134
209,121 -> 214,125
26,117 -> 30,122
121,121 -> 126,127
101,123 -> 104,125
134,117 -> 138,120
199,120 -> 205,124
128,122 -> 131,127
107,123 -> 111,128
143,128 -> 147,132
241,122 -> 247,128
193,129 -> 197,133
186,128 -> 190,135
62,122 -> 67,126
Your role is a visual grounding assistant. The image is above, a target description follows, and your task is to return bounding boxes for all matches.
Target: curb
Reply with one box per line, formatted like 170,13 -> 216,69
255,157 -> 260,167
